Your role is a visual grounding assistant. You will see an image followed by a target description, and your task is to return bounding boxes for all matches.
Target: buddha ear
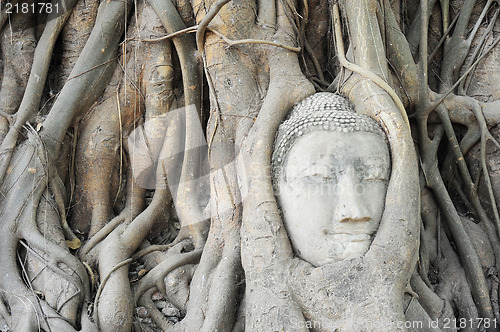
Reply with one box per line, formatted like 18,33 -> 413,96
364,112 -> 420,283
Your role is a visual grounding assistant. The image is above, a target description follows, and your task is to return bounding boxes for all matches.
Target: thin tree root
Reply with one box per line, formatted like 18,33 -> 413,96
147,0 -> 208,249
472,103 -> 500,234
0,298 -> 10,327
332,3 -> 410,129
79,169 -> 145,260
19,239 -> 84,305
128,26 -> 198,43
418,114 -> 495,322
133,249 -> 202,303
138,288 -> 173,331
20,226 -> 90,299
459,4 -> 499,94
428,14 -> 459,65
80,215 -> 127,258
434,100 -> 500,265
49,174 -> 80,249
17,250 -> 59,330
429,34 -> 500,112
207,26 -> 301,52
0,0 -> 19,30
0,111 -> 14,125
0,0 -> 79,184
120,187 -> 170,248
195,0 -> 231,53
93,258 -> 133,314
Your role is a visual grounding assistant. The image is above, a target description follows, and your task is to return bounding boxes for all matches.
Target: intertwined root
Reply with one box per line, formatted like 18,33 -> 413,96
1,1 -> 500,331
0,135 -> 93,331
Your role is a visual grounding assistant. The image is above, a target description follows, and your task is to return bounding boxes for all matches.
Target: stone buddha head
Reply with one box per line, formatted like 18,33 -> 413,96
272,93 -> 391,266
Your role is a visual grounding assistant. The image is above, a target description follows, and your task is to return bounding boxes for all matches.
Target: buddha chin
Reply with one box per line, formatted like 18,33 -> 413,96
326,233 -> 372,263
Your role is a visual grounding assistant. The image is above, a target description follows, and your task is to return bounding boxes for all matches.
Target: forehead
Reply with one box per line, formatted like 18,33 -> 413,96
284,130 -> 390,172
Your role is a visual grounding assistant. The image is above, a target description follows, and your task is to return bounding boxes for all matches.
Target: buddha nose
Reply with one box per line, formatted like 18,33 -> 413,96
333,169 -> 371,223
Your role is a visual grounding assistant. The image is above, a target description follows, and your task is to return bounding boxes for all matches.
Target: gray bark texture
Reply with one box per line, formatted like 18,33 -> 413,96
0,0 -> 499,331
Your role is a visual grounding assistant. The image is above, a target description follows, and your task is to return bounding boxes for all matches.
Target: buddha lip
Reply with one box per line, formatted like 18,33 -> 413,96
339,217 -> 371,223
324,231 -> 372,237
350,237 -> 371,242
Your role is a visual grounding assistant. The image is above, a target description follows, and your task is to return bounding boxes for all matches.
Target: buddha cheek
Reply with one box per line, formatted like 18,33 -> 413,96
278,183 -> 337,265
361,182 -> 388,231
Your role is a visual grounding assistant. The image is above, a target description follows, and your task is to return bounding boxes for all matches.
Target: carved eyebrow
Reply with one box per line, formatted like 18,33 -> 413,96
297,156 -> 337,171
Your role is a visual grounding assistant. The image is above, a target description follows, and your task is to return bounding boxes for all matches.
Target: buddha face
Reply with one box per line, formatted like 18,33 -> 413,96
276,130 -> 390,266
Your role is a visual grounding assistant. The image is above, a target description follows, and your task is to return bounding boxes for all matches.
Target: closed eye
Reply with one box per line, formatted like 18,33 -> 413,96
360,165 -> 389,182
302,173 -> 334,182
364,177 -> 388,182
308,174 -> 332,180
301,165 -> 335,182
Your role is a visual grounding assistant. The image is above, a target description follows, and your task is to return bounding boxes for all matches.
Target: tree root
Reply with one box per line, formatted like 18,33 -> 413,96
418,111 -> 495,322
0,0 -> 79,184
147,0 -> 207,249
439,0 -> 478,90
20,227 -> 89,299
0,10 -> 35,145
332,3 -> 410,129
39,0 -> 132,157
437,233 -> 482,329
79,168 -> 146,264
49,173 -> 80,249
195,0 -> 231,53
138,288 -> 173,331
431,96 -> 500,267
20,239 -> 83,307
0,1 -> 498,331
93,188 -> 169,330
491,272 -> 500,320
0,204 -> 96,331
56,0 -> 100,91
239,2 -> 315,330
207,26 -> 301,52
458,2 -> 499,95
134,250 -> 202,303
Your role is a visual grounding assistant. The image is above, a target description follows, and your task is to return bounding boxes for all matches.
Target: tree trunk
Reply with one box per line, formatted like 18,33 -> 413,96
0,0 -> 499,331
